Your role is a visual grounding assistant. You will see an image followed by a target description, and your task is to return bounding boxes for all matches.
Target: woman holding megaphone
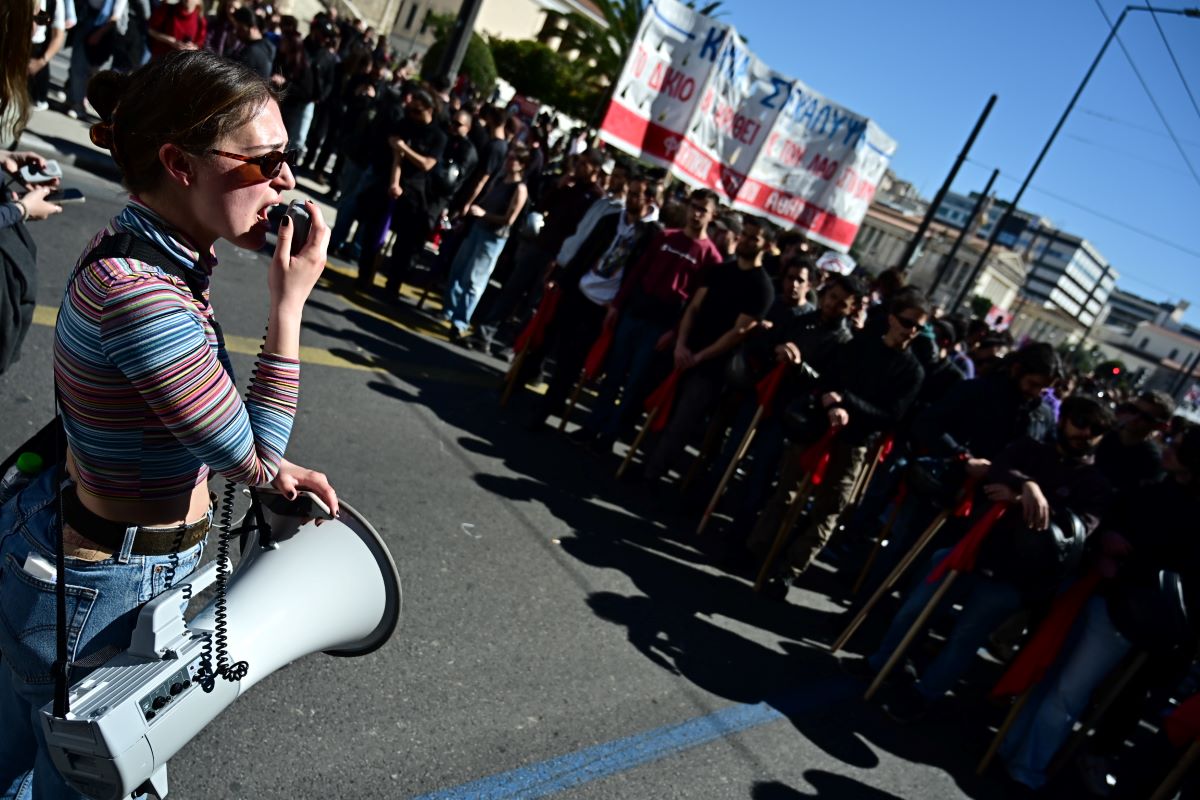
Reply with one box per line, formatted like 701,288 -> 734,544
0,50 -> 337,798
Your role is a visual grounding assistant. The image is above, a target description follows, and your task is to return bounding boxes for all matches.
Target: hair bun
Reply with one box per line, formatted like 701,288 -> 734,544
89,122 -> 115,150
86,70 -> 131,123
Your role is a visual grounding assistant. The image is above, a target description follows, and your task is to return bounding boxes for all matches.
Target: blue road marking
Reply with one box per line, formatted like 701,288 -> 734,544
413,680 -> 858,799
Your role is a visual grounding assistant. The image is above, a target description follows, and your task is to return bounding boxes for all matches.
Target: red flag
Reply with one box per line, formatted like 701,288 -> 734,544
953,475 -> 981,518
512,285 -> 562,354
644,370 -> 682,433
926,502 -> 1008,583
991,570 -> 1103,698
879,435 -> 895,463
1166,694 -> 1200,747
755,361 -> 789,412
582,325 -> 615,381
797,427 -> 838,486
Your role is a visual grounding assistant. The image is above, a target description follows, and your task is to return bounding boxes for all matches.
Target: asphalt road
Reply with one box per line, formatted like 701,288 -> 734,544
1,162 -> 1017,799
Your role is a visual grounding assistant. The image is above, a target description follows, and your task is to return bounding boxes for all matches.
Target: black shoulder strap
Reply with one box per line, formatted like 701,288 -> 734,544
80,232 -> 209,307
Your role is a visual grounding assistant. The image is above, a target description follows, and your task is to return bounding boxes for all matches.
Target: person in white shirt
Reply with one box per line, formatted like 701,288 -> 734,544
30,0 -> 67,110
65,0 -> 129,118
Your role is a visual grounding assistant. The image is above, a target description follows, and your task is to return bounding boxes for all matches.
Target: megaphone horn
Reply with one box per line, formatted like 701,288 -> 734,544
41,495 -> 402,800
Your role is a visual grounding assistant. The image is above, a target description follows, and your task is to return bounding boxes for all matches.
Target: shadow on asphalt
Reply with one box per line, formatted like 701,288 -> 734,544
311,276 -> 1115,800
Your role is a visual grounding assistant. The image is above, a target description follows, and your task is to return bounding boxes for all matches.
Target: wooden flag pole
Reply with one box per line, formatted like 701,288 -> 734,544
679,411 -> 729,494
830,510 -> 950,654
696,405 -> 765,535
753,473 -> 814,592
1149,741 -> 1200,800
615,406 -> 660,479
864,570 -> 959,701
558,378 -> 587,432
1046,651 -> 1150,779
499,347 -> 528,408
978,688 -> 1035,775
850,499 -> 903,597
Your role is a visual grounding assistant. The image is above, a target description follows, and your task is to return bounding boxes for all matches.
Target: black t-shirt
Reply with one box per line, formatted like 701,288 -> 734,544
430,134 -> 478,206
234,37 -> 275,80
370,113 -> 447,197
687,261 -> 775,352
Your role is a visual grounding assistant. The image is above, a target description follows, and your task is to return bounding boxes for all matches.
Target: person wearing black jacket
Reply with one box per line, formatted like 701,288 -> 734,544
853,396 -> 1115,723
640,217 -> 777,483
719,273 -> 864,540
525,173 -> 662,430
755,289 -> 929,595
1001,426 -> 1200,792
231,8 -> 275,80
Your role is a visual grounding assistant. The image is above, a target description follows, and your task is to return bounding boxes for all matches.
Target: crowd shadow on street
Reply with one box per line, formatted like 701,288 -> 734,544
313,281 -> 1019,799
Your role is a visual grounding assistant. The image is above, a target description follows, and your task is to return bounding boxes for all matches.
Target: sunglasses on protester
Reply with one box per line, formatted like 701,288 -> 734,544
893,315 -> 924,331
210,148 -> 299,180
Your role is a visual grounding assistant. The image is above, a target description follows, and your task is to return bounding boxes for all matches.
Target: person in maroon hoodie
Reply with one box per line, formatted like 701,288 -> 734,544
573,188 -> 723,453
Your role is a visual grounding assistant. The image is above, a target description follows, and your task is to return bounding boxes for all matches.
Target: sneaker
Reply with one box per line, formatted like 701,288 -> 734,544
65,106 -> 81,120
1075,753 -> 1116,798
837,655 -> 876,679
880,683 -> 932,723
33,100 -> 49,112
567,428 -> 596,446
759,573 -> 789,602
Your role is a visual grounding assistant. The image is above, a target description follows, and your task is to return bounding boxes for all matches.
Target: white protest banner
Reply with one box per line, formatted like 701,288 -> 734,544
598,0 -> 722,171
598,0 -> 896,253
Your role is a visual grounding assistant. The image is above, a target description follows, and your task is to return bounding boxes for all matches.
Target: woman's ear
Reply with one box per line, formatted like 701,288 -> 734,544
159,143 -> 198,188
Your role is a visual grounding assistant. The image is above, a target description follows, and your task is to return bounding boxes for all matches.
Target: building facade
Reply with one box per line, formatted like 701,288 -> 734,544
377,0 -> 605,57
1101,287 -> 1190,334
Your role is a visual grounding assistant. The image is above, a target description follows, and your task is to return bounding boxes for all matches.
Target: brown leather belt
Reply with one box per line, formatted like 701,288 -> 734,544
63,488 -> 211,556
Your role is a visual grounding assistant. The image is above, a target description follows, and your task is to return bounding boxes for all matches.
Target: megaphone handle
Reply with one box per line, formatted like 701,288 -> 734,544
127,561 -> 220,659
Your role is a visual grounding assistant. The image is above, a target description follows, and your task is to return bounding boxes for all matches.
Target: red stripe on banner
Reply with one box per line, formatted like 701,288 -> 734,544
600,101 -> 861,249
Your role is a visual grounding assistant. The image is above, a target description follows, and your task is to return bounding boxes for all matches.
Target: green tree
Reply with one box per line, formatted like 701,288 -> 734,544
555,0 -> 723,123
421,14 -> 497,94
969,294 -> 993,320
489,38 -> 601,119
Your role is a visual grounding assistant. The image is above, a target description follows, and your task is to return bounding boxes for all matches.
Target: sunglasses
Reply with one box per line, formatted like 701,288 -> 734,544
894,315 -> 924,331
209,148 -> 298,179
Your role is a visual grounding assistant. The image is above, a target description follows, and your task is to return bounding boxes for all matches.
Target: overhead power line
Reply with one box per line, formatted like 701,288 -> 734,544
1147,5 -> 1200,127
964,156 -> 1200,260
1079,107 -> 1200,148
1091,0 -> 1200,191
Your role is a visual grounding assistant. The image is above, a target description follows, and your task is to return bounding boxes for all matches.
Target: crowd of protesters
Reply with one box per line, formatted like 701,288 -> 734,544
20,7 -> 1200,797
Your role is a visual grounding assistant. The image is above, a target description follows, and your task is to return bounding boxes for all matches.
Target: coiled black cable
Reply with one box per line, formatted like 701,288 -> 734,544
197,480 -> 249,691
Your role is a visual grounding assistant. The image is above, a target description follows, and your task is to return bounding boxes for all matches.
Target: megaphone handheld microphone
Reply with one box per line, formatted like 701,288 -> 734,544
40,487 -> 402,800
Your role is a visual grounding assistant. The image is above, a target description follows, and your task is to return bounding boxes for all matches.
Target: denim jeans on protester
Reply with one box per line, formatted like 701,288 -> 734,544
866,546 -> 1024,699
1000,596 -> 1133,789
0,469 -> 204,799
585,312 -> 671,438
444,222 -> 507,333
329,161 -> 371,253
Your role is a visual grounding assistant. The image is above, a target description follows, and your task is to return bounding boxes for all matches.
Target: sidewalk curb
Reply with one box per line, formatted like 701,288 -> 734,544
18,129 -> 123,184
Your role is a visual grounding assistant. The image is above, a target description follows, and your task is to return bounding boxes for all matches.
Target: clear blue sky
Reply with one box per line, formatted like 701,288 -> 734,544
718,0 -> 1200,325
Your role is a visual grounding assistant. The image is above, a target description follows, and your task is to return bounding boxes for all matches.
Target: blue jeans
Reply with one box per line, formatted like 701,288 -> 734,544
867,547 -> 1024,699
1001,596 -> 1132,789
585,313 -> 670,437
329,161 -> 371,253
0,470 -> 204,799
444,223 -> 507,333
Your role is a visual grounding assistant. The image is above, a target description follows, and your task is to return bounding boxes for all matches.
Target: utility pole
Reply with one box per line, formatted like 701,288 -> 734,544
965,5 -> 1200,320
895,94 -> 996,271
434,0 -> 485,86
928,169 -> 998,301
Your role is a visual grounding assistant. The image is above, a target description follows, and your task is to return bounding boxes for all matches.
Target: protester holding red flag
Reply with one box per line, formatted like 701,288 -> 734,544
999,426 -> 1200,793
845,395 -> 1113,723
718,274 -> 865,555
523,172 -> 662,430
572,188 -> 722,454
755,289 -> 930,600
636,217 -> 776,484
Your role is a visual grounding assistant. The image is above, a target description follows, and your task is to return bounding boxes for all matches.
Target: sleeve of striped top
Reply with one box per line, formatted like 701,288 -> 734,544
99,270 -> 300,486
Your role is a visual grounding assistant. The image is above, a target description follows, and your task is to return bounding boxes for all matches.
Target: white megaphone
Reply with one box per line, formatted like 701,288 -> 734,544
39,490 -> 402,800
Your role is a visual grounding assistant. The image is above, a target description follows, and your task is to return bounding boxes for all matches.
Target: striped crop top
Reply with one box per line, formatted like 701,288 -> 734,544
54,200 -> 300,501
